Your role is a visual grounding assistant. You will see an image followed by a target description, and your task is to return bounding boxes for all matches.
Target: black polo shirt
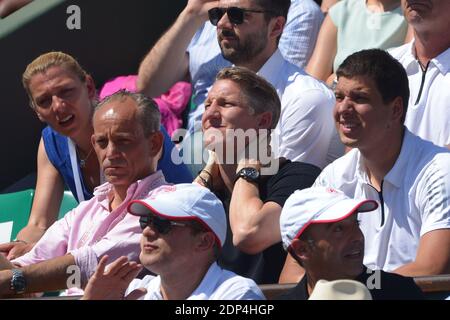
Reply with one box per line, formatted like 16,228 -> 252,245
277,266 -> 425,300
215,160 -> 321,285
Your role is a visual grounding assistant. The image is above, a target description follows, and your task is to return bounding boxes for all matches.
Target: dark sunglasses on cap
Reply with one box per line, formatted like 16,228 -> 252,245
208,6 -> 273,26
139,214 -> 189,234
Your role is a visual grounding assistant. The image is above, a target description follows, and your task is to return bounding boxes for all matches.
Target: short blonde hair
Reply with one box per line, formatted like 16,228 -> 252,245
22,51 -> 89,106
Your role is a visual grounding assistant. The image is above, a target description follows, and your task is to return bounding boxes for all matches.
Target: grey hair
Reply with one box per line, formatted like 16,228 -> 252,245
95,90 -> 161,136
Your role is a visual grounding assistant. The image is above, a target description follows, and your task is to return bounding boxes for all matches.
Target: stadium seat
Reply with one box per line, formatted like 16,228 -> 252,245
0,189 -> 78,242
58,191 -> 78,220
0,189 -> 35,242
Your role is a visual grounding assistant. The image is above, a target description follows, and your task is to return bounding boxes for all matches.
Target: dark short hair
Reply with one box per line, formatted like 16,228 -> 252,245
216,66 -> 281,129
95,90 -> 160,137
188,220 -> 221,261
254,0 -> 291,20
336,49 -> 410,123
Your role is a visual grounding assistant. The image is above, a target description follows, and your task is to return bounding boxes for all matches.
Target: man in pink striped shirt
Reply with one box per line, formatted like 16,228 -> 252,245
0,90 -> 167,297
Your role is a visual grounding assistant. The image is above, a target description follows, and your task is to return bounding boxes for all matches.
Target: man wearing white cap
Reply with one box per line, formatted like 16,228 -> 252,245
278,187 -> 424,300
82,183 -> 264,300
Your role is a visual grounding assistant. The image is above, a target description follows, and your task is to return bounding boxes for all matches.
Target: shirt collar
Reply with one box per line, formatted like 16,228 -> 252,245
401,41 -> 417,69
383,129 -> 414,189
188,262 -> 221,300
257,49 -> 285,86
93,170 -> 167,210
432,46 -> 450,75
405,40 -> 450,75
355,129 -> 414,189
150,263 -> 221,300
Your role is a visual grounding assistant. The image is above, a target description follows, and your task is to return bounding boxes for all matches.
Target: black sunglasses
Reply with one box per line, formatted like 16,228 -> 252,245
208,7 -> 272,26
139,214 -> 189,234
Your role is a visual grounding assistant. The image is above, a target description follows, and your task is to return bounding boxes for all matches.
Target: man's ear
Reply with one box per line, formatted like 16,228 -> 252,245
196,232 -> 216,252
91,133 -> 97,149
148,131 -> 164,158
390,96 -> 404,124
268,16 -> 285,40
85,75 -> 96,100
291,239 -> 311,264
256,111 -> 273,129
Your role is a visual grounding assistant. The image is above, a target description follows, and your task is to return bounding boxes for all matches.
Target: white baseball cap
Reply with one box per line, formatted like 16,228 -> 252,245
309,279 -> 372,300
280,187 -> 378,250
128,183 -> 227,248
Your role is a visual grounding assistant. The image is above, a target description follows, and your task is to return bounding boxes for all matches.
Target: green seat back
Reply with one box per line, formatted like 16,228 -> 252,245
57,191 -> 78,220
0,189 -> 35,241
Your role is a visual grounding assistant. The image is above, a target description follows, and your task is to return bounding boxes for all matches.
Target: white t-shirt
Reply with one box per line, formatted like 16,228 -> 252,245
125,262 -> 265,300
390,42 -> 450,147
314,129 -> 450,271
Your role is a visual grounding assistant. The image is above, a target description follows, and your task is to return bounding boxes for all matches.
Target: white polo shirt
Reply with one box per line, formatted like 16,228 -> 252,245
314,129 -> 450,271
390,42 -> 450,147
260,50 -> 343,169
125,262 -> 265,300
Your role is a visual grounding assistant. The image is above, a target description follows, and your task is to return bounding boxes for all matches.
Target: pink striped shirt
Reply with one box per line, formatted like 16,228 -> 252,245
13,171 -> 167,295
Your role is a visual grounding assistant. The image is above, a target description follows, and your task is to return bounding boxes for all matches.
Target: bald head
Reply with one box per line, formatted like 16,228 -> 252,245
94,90 -> 161,137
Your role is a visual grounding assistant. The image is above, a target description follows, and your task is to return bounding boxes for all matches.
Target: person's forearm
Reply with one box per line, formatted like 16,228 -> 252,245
229,180 -> 265,247
15,224 -> 47,243
0,254 -> 14,270
393,261 -> 449,277
137,8 -> 205,97
0,0 -> 33,18
0,254 -> 76,296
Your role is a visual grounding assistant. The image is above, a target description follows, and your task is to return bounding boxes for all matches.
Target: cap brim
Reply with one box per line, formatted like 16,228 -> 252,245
293,199 -> 378,242
128,199 -> 191,221
128,199 -> 224,249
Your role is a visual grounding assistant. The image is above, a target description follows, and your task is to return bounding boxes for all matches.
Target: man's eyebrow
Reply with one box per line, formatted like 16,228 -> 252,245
113,132 -> 135,137
325,222 -> 335,231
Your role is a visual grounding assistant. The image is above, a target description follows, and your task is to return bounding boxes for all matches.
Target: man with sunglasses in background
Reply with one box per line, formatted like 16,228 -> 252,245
82,183 -> 265,300
0,91 -> 168,297
138,0 -> 340,173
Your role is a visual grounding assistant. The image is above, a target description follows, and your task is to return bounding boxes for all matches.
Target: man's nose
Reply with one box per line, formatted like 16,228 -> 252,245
335,96 -> 354,114
142,224 -> 159,238
105,141 -> 120,158
351,225 -> 365,243
203,101 -> 221,122
217,10 -> 233,29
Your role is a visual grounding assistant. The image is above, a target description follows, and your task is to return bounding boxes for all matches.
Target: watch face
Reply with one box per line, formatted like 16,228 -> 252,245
243,168 -> 259,180
239,167 -> 260,182
11,269 -> 26,294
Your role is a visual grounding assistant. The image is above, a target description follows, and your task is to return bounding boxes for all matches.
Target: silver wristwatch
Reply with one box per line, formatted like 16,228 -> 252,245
10,268 -> 26,294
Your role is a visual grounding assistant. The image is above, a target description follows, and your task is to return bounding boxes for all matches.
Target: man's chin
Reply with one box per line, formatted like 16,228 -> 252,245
220,48 -> 240,64
106,176 -> 130,186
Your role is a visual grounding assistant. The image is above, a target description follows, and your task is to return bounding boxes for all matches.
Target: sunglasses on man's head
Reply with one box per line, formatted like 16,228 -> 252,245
139,214 -> 189,234
208,7 -> 272,26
